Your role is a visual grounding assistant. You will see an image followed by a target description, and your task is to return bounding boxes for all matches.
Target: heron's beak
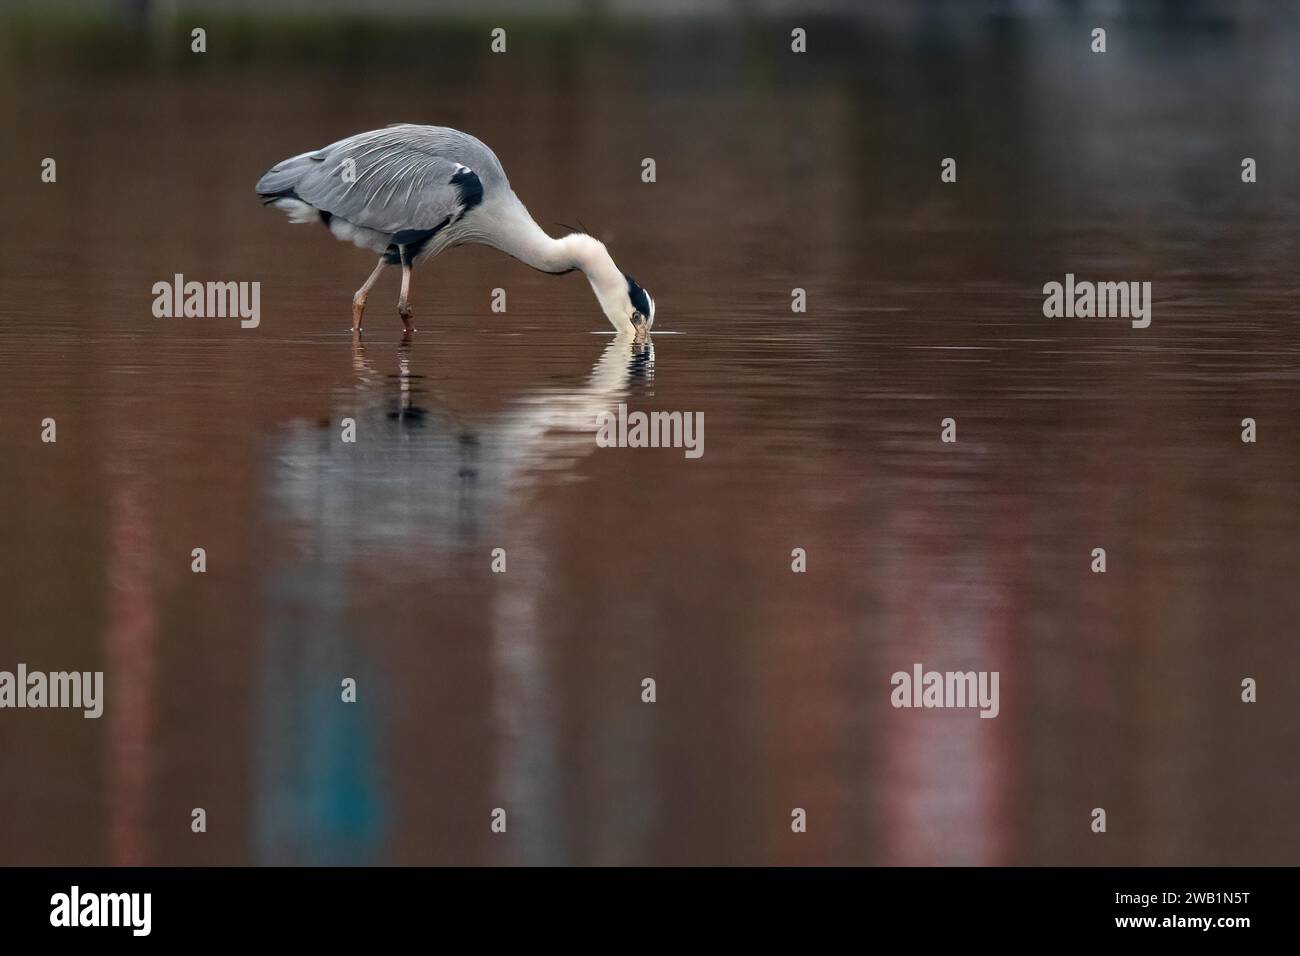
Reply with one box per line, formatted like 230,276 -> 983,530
630,312 -> 648,343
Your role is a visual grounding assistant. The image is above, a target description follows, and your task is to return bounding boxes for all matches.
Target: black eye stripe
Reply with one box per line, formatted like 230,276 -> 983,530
624,273 -> 651,317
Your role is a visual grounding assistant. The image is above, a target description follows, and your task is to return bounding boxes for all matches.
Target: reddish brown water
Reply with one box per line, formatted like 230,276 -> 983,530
1,15 -> 1298,865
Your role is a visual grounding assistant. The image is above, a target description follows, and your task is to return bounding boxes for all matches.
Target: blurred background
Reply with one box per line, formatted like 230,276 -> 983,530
1,0 -> 1299,865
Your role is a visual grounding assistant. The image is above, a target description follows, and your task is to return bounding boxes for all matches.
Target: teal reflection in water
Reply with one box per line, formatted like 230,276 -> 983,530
255,563 -> 384,865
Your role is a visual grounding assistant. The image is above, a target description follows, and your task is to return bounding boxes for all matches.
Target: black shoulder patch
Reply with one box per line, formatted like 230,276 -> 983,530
386,217 -> 452,265
450,167 -> 484,218
625,274 -> 651,316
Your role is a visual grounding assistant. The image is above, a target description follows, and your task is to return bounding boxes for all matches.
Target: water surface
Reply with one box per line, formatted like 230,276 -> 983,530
1,12 -> 1298,865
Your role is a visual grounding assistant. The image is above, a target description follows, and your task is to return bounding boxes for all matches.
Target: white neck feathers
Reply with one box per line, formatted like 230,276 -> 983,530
495,201 -> 630,331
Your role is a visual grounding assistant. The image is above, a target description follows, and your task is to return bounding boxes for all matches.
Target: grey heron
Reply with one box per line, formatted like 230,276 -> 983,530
256,124 -> 655,338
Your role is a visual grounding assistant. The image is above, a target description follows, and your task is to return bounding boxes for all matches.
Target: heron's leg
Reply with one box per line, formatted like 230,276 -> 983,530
397,246 -> 415,331
352,256 -> 387,331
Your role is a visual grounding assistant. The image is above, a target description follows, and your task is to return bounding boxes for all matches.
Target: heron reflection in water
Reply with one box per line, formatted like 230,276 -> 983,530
266,334 -> 654,548
254,335 -> 654,863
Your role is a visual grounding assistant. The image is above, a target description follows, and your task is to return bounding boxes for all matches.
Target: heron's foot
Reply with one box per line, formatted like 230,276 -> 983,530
398,305 -> 415,332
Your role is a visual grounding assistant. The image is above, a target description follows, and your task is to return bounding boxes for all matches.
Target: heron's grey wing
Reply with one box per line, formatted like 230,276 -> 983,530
292,128 -> 478,234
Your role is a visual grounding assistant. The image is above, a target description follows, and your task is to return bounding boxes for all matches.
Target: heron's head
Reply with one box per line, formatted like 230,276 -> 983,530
616,273 -> 655,342
566,233 -> 654,338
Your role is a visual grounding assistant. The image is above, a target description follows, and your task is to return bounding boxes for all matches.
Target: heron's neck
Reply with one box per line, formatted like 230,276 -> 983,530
504,214 -> 626,314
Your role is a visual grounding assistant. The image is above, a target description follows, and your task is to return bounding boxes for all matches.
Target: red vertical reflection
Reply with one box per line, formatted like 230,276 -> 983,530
879,488 -> 1018,865
104,450 -> 157,866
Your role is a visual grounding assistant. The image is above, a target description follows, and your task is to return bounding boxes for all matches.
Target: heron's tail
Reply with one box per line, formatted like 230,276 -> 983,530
256,152 -> 323,223
255,150 -> 317,197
